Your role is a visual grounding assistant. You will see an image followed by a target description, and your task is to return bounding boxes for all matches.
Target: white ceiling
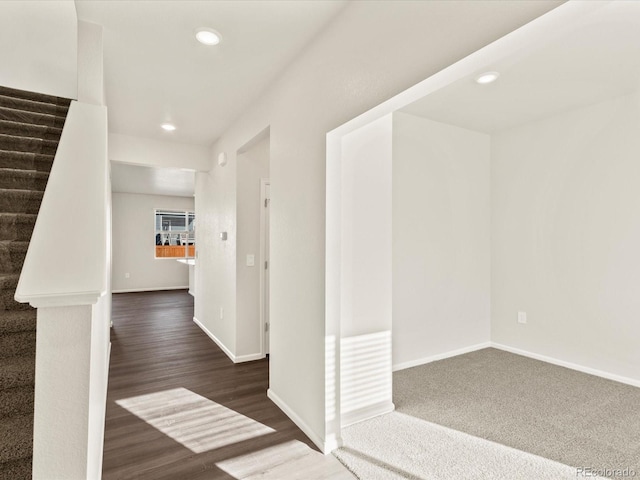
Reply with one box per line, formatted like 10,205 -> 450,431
75,0 -> 347,146
111,163 -> 195,197
401,1 -> 640,133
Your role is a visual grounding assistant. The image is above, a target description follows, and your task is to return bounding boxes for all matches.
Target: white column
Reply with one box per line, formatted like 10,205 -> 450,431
32,306 -> 93,480
338,114 -> 394,427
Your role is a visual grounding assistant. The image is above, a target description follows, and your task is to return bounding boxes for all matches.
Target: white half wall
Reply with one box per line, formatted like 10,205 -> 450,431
491,91 -> 640,383
112,193 -> 194,292
0,0 -> 77,98
236,134 -> 270,358
392,113 -> 491,370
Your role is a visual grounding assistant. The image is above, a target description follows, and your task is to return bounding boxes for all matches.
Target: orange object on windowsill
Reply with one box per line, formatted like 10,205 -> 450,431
155,245 -> 195,258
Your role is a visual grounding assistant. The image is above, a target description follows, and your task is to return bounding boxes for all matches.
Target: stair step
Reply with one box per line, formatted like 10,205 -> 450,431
0,214 -> 37,241
0,386 -> 34,420
0,455 -> 31,479
0,274 -> 28,311
0,356 -> 35,391
0,331 -> 35,359
0,169 -> 48,192
0,310 -> 36,334
0,414 -> 33,464
0,134 -> 59,156
0,189 -> 44,214
0,120 -> 63,142
0,241 -> 29,275
0,150 -> 53,173
0,85 -> 71,106
0,106 -> 66,129
0,95 -> 69,117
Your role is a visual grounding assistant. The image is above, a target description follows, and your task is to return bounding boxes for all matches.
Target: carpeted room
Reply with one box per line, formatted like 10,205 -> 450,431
328,2 -> 640,478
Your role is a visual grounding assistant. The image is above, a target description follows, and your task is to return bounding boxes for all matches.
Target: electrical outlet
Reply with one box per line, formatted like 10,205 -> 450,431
220,307 -> 224,320
518,311 -> 527,324
125,272 -> 130,279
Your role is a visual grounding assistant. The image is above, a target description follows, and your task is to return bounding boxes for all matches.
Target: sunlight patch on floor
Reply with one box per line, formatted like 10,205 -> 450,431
116,387 -> 275,453
216,439 -> 354,480
334,411 -> 608,480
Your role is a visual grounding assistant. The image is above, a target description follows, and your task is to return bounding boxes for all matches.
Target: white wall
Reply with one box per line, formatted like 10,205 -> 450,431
109,133 -> 210,172
0,0 -> 77,98
491,91 -> 640,383
339,115 -> 393,427
196,0 -> 562,451
392,113 -> 491,369
236,135 -> 270,358
78,21 -> 104,106
112,193 -> 194,292
194,164 -> 237,359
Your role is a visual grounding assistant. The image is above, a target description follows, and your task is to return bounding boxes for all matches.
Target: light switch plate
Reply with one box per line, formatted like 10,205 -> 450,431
246,254 -> 255,267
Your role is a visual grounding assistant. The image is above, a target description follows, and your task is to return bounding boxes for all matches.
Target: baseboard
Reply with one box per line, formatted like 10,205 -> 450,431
491,342 -> 640,389
392,341 -> 491,372
112,286 -> 188,294
267,388 -> 338,454
193,317 -> 235,362
235,352 -> 265,363
193,317 -> 264,364
341,400 -> 395,428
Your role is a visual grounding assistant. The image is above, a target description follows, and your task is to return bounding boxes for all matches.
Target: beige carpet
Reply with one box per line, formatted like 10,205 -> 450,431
334,348 -> 640,479
334,412 -> 597,479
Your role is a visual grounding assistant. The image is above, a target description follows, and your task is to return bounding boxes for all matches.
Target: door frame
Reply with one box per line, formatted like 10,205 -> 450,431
259,178 -> 270,357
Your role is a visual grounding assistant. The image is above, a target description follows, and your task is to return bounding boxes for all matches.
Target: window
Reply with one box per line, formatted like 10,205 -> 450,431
155,209 -> 195,258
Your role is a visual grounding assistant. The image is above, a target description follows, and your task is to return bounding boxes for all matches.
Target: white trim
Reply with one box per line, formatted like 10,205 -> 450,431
267,388 -> 339,454
235,352 -> 265,363
112,286 -> 188,294
392,342 -> 491,372
323,432 -> 343,454
106,341 -> 111,377
491,343 -> 640,389
341,401 -> 395,428
193,317 -> 235,361
259,178 -> 270,357
22,291 -> 105,308
193,317 -> 264,364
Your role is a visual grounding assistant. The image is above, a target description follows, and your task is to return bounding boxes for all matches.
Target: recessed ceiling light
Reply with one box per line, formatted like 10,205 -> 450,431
195,28 -> 221,46
161,123 -> 176,131
475,71 -> 500,85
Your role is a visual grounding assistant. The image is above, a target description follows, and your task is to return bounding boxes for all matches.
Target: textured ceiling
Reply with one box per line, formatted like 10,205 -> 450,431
401,1 -> 640,133
76,0 -> 347,146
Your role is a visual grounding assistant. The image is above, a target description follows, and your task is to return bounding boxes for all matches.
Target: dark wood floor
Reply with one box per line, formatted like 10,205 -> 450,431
103,290 -> 351,479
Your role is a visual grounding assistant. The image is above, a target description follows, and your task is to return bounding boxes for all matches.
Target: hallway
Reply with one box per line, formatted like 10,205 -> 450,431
103,290 -> 351,479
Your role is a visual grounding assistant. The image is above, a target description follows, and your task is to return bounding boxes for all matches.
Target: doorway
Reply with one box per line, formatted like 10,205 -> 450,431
235,127 -> 270,361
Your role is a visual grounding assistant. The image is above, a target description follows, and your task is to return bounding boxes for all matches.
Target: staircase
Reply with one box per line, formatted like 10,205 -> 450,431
0,85 -> 70,479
